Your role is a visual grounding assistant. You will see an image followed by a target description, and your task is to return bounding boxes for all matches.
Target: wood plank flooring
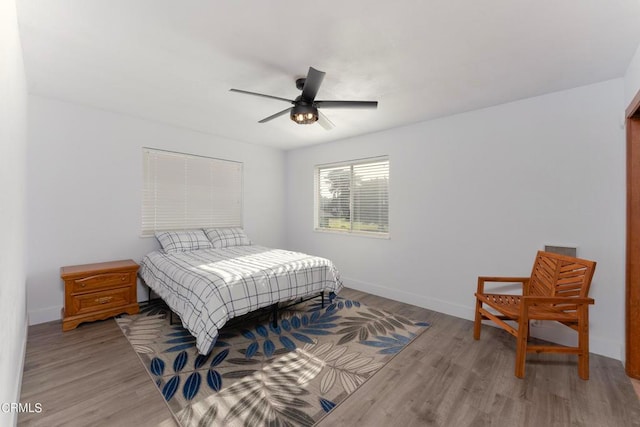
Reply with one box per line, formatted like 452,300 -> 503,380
19,288 -> 640,426
19,313 -> 176,427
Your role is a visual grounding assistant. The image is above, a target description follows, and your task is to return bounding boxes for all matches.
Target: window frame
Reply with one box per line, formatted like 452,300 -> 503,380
314,156 -> 390,239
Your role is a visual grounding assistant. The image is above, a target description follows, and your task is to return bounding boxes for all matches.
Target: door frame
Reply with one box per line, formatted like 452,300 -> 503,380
626,88 -> 640,378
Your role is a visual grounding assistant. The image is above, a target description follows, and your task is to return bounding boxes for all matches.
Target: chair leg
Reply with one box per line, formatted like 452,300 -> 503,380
515,316 -> 528,378
473,298 -> 482,340
578,306 -> 590,380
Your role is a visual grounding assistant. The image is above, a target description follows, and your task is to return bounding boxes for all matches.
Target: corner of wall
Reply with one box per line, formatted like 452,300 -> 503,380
624,41 -> 640,106
15,314 -> 28,402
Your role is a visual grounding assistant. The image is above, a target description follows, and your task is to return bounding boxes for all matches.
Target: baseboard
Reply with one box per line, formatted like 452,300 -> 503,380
27,306 -> 61,325
343,276 -> 474,320
343,276 -> 624,361
529,321 -> 622,360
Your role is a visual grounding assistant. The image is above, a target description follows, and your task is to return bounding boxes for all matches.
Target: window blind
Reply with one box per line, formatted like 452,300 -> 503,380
142,148 -> 243,236
315,157 -> 389,236
352,160 -> 389,233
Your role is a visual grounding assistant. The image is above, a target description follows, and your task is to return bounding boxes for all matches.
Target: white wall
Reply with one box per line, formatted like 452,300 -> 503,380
26,96 -> 286,324
625,42 -> 640,106
0,0 -> 28,424
285,79 -> 626,360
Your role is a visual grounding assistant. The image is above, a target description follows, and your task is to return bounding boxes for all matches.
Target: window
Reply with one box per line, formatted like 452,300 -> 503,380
315,157 -> 389,236
142,148 -> 242,236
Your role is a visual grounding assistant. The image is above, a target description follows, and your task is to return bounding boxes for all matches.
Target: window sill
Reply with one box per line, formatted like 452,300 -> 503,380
313,228 -> 390,240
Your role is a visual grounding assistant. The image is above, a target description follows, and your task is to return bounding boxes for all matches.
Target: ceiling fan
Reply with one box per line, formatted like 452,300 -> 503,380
229,67 -> 378,129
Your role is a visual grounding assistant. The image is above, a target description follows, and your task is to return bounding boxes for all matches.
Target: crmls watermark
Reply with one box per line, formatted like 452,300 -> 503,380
1,402 -> 42,413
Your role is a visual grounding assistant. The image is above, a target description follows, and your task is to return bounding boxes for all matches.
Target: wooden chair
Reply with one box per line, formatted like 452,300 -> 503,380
473,251 -> 596,379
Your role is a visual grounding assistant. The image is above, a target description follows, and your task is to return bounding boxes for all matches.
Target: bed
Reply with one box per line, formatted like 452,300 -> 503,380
138,228 -> 343,354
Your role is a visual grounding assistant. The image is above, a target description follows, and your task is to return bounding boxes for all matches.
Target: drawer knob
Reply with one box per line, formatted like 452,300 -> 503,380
121,276 -> 126,281
96,296 -> 113,304
81,283 -> 86,288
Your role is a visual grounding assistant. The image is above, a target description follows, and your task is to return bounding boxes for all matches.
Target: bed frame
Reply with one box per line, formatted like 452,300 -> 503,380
145,286 -> 332,328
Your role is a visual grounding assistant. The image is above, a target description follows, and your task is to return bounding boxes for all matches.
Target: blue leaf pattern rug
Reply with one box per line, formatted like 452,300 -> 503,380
116,297 -> 430,426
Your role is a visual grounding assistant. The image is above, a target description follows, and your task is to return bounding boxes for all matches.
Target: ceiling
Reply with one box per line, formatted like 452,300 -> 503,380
16,1 -> 640,150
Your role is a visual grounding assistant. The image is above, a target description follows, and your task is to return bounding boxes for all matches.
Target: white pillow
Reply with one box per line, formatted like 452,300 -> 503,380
155,230 -> 213,253
204,227 -> 252,248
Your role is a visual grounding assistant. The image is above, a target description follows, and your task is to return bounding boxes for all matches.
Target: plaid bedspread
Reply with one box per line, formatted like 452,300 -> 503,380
139,245 -> 343,354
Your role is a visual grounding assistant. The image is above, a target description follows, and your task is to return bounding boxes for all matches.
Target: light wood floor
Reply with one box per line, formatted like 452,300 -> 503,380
19,288 -> 640,426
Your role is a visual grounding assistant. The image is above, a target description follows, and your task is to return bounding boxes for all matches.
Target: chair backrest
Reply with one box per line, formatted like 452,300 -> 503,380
527,251 -> 596,298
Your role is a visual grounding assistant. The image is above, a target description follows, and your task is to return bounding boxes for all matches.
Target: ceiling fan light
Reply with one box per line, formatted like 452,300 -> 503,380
290,104 -> 318,125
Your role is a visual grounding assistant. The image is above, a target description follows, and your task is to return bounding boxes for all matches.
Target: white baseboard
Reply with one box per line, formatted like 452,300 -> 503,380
27,306 -> 61,325
343,276 -> 624,361
344,276 -> 474,320
528,321 -> 622,361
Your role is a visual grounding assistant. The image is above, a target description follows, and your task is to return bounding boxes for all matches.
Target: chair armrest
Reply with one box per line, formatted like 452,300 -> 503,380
477,276 -> 529,294
478,276 -> 530,283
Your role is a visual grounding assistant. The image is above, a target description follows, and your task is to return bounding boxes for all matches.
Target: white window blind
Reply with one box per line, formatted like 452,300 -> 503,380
315,157 -> 389,236
142,148 -> 243,236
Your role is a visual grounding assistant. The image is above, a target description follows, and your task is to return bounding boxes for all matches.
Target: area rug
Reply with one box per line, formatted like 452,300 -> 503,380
116,296 -> 430,426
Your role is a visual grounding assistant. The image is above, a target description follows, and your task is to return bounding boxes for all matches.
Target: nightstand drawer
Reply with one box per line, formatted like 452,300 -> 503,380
61,259 -> 139,331
71,272 -> 133,293
71,287 -> 132,315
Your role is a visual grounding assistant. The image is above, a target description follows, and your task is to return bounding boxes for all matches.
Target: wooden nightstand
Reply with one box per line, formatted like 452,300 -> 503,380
61,259 -> 140,331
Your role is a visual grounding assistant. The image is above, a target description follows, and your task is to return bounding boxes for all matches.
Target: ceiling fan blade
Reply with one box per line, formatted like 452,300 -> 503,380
258,107 -> 292,123
315,100 -> 378,109
300,67 -> 326,102
317,111 -> 335,130
229,88 -> 293,104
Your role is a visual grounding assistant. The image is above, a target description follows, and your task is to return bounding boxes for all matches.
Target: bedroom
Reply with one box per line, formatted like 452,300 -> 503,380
3,0 -> 640,426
